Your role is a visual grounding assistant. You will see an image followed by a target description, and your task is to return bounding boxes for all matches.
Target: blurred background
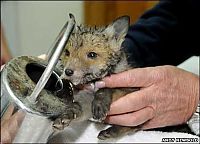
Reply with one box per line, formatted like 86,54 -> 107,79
1,1 -> 199,74
1,1 -> 157,64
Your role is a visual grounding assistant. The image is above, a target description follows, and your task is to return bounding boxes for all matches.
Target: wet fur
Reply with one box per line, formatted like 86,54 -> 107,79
57,17 -> 130,85
52,14 -> 138,139
53,14 -> 192,140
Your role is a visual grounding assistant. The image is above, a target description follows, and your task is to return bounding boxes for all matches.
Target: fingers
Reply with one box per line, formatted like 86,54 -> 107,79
12,110 -> 26,126
106,106 -> 154,127
8,111 -> 25,138
108,89 -> 151,115
95,67 -> 155,88
1,104 -> 15,122
1,126 -> 12,143
1,108 -> 26,143
1,116 -> 18,143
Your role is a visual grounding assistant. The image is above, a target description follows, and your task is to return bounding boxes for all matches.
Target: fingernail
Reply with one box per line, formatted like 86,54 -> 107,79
95,81 -> 105,88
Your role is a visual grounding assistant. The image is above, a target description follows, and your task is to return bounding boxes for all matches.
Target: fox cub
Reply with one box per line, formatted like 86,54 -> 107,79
53,14 -> 140,140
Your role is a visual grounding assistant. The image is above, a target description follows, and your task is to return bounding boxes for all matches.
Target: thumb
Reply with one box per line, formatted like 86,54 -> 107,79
95,67 -> 156,88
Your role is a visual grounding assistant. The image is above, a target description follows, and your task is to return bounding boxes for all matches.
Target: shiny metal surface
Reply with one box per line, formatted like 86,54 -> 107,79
1,13 -> 75,143
27,14 -> 75,103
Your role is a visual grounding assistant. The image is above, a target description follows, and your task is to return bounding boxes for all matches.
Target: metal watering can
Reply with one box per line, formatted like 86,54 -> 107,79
1,14 -> 75,143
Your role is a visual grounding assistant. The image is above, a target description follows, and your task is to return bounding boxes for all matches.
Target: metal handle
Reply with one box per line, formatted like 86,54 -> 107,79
27,14 -> 75,103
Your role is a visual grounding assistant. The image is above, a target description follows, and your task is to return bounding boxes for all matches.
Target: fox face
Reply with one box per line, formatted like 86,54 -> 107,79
58,15 -> 130,85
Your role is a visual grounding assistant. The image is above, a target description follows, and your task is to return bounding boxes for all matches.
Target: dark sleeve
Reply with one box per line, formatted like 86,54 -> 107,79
123,0 -> 200,67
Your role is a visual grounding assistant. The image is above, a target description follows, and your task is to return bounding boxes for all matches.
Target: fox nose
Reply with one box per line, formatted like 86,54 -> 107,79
65,69 -> 74,76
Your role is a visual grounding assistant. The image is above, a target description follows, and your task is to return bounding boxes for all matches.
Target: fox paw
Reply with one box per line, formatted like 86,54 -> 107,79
98,125 -> 139,140
52,102 -> 82,131
92,99 -> 109,121
98,127 -> 118,140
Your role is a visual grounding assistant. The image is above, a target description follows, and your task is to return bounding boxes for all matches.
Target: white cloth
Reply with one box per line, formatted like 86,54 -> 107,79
49,120 -> 199,143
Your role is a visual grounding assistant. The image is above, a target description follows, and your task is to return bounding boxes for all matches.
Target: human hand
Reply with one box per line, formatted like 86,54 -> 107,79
1,104 -> 26,143
95,65 -> 199,129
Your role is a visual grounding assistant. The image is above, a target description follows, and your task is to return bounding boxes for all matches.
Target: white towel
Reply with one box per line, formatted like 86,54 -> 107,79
49,120 -> 199,143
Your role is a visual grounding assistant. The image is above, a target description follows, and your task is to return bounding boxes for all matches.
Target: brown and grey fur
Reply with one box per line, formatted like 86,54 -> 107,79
58,23 -> 130,85
53,14 -> 140,140
51,14 -> 194,140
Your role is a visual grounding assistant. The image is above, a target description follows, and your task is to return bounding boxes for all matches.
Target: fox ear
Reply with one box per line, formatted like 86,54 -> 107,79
104,15 -> 130,41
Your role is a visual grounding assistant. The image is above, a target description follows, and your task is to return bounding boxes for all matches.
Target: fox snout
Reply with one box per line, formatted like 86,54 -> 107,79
59,14 -> 130,86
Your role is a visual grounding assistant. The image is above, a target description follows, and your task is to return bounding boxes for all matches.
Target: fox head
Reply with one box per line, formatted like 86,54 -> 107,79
58,14 -> 130,85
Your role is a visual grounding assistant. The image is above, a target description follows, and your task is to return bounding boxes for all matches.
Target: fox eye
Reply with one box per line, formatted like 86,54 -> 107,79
65,49 -> 70,56
87,52 -> 98,59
